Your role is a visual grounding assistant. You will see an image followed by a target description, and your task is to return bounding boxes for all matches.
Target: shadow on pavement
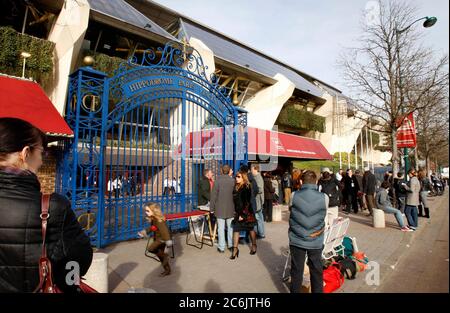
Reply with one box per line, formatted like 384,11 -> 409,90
255,238 -> 289,293
109,262 -> 138,291
204,279 -> 223,292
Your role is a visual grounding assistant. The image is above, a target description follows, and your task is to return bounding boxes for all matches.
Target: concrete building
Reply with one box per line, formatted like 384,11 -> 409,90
1,0 -> 391,185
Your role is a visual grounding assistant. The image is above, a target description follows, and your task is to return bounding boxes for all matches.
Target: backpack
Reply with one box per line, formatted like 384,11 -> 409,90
343,236 -> 355,257
333,256 -> 357,280
320,180 -> 340,207
323,262 -> 345,293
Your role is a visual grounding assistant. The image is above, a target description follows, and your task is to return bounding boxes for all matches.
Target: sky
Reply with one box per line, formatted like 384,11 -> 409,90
153,0 -> 449,95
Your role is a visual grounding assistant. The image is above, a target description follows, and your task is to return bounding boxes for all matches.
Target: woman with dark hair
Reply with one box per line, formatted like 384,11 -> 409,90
230,170 -> 257,259
0,118 -> 93,292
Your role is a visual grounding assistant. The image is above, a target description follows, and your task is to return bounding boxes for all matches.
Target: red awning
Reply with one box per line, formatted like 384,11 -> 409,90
179,126 -> 332,160
0,75 -> 73,137
247,127 -> 332,160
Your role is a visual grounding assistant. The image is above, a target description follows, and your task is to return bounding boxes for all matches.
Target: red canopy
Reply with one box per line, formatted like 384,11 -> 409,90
180,126 -> 332,160
0,75 -> 73,137
248,127 -> 332,160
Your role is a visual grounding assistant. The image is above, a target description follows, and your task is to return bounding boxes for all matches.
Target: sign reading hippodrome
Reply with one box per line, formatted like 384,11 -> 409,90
124,76 -> 221,105
127,78 -> 175,92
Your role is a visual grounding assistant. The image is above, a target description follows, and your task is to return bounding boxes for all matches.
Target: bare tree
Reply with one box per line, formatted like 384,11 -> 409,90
339,0 -> 449,176
415,86 -> 449,176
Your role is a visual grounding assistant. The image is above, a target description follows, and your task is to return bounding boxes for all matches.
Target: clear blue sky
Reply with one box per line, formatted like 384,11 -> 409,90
153,0 -> 449,94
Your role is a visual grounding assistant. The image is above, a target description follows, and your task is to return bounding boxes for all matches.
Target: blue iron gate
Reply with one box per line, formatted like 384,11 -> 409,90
56,42 -> 247,247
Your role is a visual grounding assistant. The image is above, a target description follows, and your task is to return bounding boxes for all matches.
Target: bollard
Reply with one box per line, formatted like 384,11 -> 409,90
372,208 -> 385,228
272,205 -> 282,222
83,252 -> 109,293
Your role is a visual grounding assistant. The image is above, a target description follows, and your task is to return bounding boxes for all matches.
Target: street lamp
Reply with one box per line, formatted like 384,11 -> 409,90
20,51 -> 31,79
395,16 -> 437,178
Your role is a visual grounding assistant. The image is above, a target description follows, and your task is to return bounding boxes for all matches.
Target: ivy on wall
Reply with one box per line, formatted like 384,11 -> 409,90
81,50 -> 124,77
277,104 -> 326,133
0,26 -> 55,85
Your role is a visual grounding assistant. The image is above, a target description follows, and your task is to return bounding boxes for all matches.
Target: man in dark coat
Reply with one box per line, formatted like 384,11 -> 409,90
343,169 -> 359,214
263,172 -> 275,222
354,170 -> 366,212
198,169 -> 213,206
363,167 -> 377,215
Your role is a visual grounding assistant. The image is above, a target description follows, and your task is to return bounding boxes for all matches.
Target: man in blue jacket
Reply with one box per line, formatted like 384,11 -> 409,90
289,170 -> 327,293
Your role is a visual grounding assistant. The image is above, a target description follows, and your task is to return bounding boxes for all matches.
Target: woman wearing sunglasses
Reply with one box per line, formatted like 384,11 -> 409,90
230,170 -> 257,259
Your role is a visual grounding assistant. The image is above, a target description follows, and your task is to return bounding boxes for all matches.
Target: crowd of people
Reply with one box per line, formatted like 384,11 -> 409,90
0,117 -> 445,293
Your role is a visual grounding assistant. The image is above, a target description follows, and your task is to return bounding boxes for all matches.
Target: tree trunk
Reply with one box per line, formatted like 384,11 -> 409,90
414,147 -> 419,171
392,128 -> 399,177
425,142 -> 431,178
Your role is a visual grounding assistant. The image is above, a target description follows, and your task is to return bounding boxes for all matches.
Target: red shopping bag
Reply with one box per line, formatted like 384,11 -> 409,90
323,262 -> 345,293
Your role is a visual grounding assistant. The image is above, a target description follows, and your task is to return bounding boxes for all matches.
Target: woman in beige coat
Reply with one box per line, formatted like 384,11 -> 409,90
402,169 -> 421,230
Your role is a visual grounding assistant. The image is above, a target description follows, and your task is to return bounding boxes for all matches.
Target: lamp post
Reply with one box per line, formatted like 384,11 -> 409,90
20,51 -> 31,78
395,16 -> 437,178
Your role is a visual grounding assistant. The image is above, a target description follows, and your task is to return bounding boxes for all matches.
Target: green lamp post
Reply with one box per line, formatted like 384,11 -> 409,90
395,16 -> 437,178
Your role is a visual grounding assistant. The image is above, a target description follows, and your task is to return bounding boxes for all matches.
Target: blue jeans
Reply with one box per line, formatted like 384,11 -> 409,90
397,197 -> 406,214
405,205 -> 418,228
383,206 -> 405,228
217,218 -> 234,251
254,210 -> 265,238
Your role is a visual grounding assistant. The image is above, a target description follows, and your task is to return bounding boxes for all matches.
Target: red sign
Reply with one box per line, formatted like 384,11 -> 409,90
177,127 -> 332,160
397,113 -> 416,148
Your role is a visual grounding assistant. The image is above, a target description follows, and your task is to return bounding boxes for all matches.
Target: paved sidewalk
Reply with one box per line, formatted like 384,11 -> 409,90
99,190 -> 448,293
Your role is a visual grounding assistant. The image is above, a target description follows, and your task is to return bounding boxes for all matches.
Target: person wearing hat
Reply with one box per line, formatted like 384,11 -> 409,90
318,168 -> 340,228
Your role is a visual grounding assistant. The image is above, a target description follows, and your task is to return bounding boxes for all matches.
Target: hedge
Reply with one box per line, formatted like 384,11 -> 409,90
0,26 -> 55,85
277,105 -> 325,133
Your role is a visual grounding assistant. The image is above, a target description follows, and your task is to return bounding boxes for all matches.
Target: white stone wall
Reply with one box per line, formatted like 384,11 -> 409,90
243,73 -> 295,130
47,0 -> 90,115
314,90 -> 392,166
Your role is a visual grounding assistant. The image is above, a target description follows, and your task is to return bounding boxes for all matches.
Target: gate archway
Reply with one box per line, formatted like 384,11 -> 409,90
57,42 -> 248,247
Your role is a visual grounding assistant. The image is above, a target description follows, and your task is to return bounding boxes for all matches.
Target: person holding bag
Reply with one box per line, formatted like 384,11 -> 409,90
230,170 -> 257,259
0,118 -> 93,293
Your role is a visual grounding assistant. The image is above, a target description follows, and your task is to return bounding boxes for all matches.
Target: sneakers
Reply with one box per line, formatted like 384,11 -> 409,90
408,226 -> 417,231
401,226 -> 414,232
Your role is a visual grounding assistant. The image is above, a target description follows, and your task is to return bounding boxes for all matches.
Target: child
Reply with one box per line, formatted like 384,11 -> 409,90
138,203 -> 172,276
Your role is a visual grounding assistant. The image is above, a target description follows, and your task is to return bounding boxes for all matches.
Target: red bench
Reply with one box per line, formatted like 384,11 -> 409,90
145,210 -> 213,261
165,210 -> 213,250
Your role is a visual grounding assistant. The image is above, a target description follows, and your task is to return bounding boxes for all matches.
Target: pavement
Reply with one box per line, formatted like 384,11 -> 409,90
98,189 -> 449,293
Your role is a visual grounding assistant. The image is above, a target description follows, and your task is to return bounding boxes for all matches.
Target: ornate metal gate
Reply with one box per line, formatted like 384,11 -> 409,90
56,42 -> 247,247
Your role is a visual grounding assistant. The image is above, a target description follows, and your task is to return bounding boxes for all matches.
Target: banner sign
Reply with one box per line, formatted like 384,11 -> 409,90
397,113 -> 417,148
